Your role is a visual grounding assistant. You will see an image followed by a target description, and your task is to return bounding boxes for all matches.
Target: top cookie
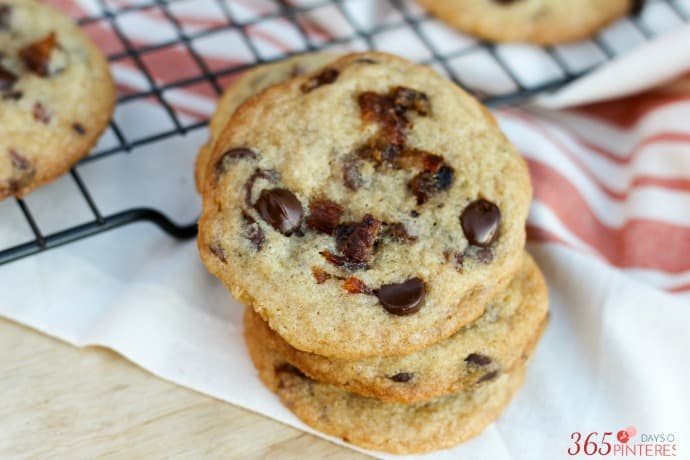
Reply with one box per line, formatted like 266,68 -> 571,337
198,52 -> 531,359
0,0 -> 115,199
418,0 -> 638,44
195,53 -> 337,192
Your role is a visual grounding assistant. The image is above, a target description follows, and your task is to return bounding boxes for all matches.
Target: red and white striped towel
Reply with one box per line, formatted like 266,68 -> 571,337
1,1 -> 688,459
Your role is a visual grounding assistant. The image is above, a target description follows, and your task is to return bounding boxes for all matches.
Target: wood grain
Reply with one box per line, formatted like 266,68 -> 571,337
0,318 -> 370,459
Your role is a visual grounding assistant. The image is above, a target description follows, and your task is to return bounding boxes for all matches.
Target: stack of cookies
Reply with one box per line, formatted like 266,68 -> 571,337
196,52 -> 548,454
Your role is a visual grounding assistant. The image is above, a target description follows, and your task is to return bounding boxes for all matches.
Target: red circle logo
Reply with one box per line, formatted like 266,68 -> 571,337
617,430 -> 630,443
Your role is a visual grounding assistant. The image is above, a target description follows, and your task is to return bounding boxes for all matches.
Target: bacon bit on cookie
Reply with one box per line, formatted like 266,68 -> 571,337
20,32 -> 57,77
300,68 -> 339,93
338,214 -> 382,263
311,266 -> 332,284
306,198 -> 343,235
343,276 -> 373,295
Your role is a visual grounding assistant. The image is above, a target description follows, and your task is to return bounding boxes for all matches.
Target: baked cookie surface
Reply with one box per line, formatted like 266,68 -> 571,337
0,0 -> 115,199
418,0 -> 638,44
245,321 -> 530,454
199,52 -> 531,359
195,53 -> 337,192
244,252 -> 547,403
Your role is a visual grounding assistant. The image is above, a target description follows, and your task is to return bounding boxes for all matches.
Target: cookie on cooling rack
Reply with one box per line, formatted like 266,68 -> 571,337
198,52 -> 532,359
244,252 -> 548,403
0,0 -> 115,199
196,53 -> 338,192
418,0 -> 642,44
245,315 -> 534,454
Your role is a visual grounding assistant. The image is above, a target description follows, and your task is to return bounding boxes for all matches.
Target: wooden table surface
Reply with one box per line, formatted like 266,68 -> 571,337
0,318 -> 370,459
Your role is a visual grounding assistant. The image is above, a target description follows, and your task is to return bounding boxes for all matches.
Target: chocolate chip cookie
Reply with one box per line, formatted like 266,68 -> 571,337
244,252 -> 547,403
418,0 -> 640,44
198,52 -> 532,359
0,0 -> 115,199
195,53 -> 338,192
245,321 -> 532,454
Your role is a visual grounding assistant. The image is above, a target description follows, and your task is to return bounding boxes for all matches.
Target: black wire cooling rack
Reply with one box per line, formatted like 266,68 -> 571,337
1,0 -> 688,265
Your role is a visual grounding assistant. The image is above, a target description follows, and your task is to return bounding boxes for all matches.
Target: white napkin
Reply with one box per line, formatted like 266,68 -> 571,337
2,1 -> 690,458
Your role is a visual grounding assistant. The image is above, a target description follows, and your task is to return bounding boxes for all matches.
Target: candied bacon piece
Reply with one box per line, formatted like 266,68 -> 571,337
409,165 -> 455,205
311,266 -> 332,284
20,32 -> 57,77
338,214 -> 382,263
343,276 -> 372,295
306,198 -> 343,235
319,249 -> 369,271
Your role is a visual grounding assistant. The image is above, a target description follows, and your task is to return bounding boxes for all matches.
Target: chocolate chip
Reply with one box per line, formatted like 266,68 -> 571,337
7,150 -> 35,192
389,372 -> 414,382
630,0 -> 645,15
72,123 -> 86,135
33,102 -> 50,124
376,277 -> 425,316
343,276 -> 373,295
476,370 -> 500,384
216,147 -> 257,177
311,267 -> 332,284
20,32 -> 57,77
254,188 -> 303,236
0,64 -> 17,90
306,198 -> 343,235
2,90 -> 21,100
383,222 -> 417,243
208,243 -> 226,263
465,353 -> 492,366
300,68 -> 339,93
319,249 -> 369,271
275,363 -> 307,379
461,199 -> 501,247
244,168 -> 279,207
0,4 -> 11,28
342,157 -> 363,190
242,211 -> 265,250
338,214 -> 382,263
493,0 -> 523,4
410,210 -> 419,218
409,165 -> 455,205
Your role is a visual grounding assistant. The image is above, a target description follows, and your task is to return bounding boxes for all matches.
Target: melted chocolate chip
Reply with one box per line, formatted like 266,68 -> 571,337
461,199 -> 501,247
630,0 -> 645,15
254,188 -> 303,236
409,165 -> 455,205
242,211 -> 265,250
33,102 -> 50,124
476,370 -> 500,384
389,372 -> 414,382
311,267 -> 332,284
300,68 -> 339,93
8,150 -> 36,192
465,353 -> 492,366
343,276 -> 372,295
20,32 -> 57,77
338,214 -> 382,263
244,168 -> 279,207
0,64 -> 17,90
0,4 -> 11,28
306,198 -> 343,235
72,123 -> 86,135
208,243 -> 226,263
216,147 -> 257,177
376,277 -> 425,316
